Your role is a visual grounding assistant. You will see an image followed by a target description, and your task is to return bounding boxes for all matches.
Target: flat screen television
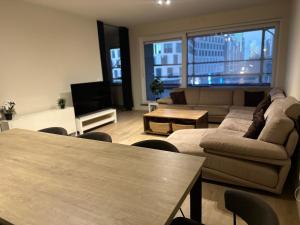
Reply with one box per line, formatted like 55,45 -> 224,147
71,81 -> 112,117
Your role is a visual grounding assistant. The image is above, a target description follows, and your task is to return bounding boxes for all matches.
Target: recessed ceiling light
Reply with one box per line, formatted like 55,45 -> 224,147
157,0 -> 171,6
157,0 -> 163,5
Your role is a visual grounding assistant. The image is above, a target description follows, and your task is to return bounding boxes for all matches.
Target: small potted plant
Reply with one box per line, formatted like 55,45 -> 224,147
150,77 -> 164,100
57,98 -> 66,109
2,101 -> 16,120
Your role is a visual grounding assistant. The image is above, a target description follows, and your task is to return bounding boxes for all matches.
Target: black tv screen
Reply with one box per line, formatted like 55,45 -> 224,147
71,81 -> 112,117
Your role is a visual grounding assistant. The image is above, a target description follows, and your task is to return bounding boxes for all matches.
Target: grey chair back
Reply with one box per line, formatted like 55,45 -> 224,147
39,127 -> 68,136
132,140 -> 179,153
77,132 -> 112,143
170,190 -> 279,225
225,190 -> 279,225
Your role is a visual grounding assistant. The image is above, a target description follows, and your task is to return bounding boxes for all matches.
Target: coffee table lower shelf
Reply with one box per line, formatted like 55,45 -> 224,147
143,111 -> 208,136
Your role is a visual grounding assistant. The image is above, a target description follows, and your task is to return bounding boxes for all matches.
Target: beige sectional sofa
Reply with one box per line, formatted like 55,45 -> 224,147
157,87 -> 270,123
166,89 -> 300,194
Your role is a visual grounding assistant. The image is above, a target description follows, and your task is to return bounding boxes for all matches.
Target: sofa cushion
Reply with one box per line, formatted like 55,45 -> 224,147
201,133 -> 288,160
282,96 -> 300,120
166,128 -> 244,157
198,89 -> 233,105
219,118 -> 252,133
170,91 -> 186,105
203,154 -> 279,188
264,98 -> 285,119
192,105 -> 229,116
285,129 -> 299,157
158,104 -> 194,110
184,88 -> 200,105
157,97 -> 173,104
244,109 -> 265,139
227,106 -> 255,121
258,111 -> 294,145
270,88 -> 285,101
244,91 -> 265,107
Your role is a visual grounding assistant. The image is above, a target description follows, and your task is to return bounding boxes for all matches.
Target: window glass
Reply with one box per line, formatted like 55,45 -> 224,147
144,40 -> 182,100
110,48 -> 122,84
187,27 -> 276,86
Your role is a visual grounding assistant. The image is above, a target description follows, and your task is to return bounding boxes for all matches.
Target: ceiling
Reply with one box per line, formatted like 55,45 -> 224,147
23,0 -> 284,26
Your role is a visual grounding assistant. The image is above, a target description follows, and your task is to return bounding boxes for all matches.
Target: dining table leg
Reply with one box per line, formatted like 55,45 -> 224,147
190,172 -> 203,224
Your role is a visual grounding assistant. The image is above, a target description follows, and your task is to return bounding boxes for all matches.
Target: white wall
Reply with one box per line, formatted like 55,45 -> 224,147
285,0 -> 300,100
129,1 -> 291,110
0,0 -> 102,115
285,3 -> 300,217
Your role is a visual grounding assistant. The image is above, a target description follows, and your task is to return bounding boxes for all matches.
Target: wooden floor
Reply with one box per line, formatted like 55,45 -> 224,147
94,110 -> 300,225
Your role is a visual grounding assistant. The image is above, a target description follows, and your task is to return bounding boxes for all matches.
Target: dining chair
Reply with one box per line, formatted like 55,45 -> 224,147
170,190 -> 279,225
39,127 -> 68,136
132,139 -> 179,153
77,132 -> 112,143
224,190 -> 279,225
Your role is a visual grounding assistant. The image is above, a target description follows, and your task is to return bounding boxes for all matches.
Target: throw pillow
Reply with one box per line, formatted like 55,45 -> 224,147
244,91 -> 265,107
253,95 -> 271,115
170,91 -> 187,105
244,109 -> 265,139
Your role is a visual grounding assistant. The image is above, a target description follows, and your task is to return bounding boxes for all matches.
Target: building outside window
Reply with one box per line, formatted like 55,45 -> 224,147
110,48 -> 122,84
187,27 -> 276,86
144,39 -> 182,101
164,43 -> 173,53
176,42 -> 182,53
167,67 -> 173,76
156,68 -> 162,76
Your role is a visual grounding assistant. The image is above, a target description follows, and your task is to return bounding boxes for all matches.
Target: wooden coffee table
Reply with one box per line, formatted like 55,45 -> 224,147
144,108 -> 208,136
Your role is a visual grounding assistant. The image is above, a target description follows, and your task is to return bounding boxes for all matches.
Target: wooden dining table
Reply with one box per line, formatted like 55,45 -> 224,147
0,129 -> 205,225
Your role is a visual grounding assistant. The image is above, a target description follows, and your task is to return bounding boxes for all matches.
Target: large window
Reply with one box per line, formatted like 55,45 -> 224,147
110,48 -> 122,84
144,39 -> 182,100
187,27 -> 276,86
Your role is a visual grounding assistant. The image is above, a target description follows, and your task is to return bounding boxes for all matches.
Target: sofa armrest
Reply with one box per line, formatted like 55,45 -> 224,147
200,134 -> 289,163
157,97 -> 173,105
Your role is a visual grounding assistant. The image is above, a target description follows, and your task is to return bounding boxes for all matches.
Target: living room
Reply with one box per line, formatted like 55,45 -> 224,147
0,0 -> 300,225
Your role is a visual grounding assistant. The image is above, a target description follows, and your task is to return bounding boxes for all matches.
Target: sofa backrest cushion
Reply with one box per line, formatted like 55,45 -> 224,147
233,89 -> 244,106
269,88 -> 286,101
264,98 -> 285,119
282,96 -> 300,120
258,110 -> 294,145
285,129 -> 299,157
175,87 -> 272,106
184,88 -> 200,105
198,89 -> 233,105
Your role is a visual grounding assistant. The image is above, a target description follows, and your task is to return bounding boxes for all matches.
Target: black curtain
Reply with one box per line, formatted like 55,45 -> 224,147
97,21 -> 133,110
144,44 -> 155,101
119,27 -> 133,110
97,21 -> 109,82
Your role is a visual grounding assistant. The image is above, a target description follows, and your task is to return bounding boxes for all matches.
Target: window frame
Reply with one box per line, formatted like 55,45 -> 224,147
140,36 -> 186,102
186,24 -> 278,87
144,39 -> 184,101
139,21 -> 279,103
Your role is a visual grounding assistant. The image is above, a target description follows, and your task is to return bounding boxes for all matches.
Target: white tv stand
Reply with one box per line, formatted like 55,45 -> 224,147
75,108 -> 117,134
0,107 -> 77,134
